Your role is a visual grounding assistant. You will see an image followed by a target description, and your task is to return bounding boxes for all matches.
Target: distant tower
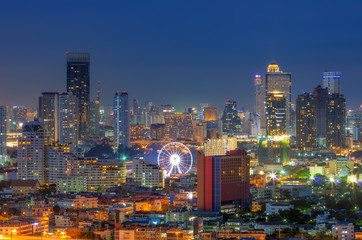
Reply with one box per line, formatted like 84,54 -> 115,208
89,81 -> 100,138
313,85 -> 329,147
59,92 -> 79,148
263,62 -> 292,135
120,92 -> 130,148
0,106 -> 7,163
327,93 -> 346,148
113,92 -> 121,147
296,92 -> 316,149
66,52 -> 90,140
221,100 -> 242,135
38,92 -> 59,143
323,71 -> 341,94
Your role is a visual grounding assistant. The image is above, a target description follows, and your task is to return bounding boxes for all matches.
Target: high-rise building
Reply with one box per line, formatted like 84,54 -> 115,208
0,106 -> 7,163
164,113 -> 194,141
263,62 -> 291,134
254,73 -> 263,133
221,100 -> 242,136
66,52 -> 90,140
323,71 -> 341,94
59,92 -> 78,148
89,100 -> 100,138
38,92 -> 59,143
130,124 -> 145,141
327,93 -> 346,148
18,120 -> 49,184
113,92 -> 121,147
265,92 -> 286,136
197,150 -> 250,212
203,106 -> 217,121
113,91 -> 130,148
120,92 -> 130,148
313,85 -> 329,147
296,92 -> 316,149
132,98 -> 142,124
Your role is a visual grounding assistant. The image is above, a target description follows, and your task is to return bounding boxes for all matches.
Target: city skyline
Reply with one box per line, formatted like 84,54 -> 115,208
1,1 -> 362,111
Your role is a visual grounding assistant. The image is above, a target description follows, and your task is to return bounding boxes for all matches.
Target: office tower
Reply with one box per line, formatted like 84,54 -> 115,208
38,92 -> 59,143
164,113 -> 194,141
257,137 -> 290,164
254,73 -> 264,134
59,92 -> 79,147
263,62 -> 292,134
203,105 -> 218,121
296,92 -> 316,149
323,71 -> 341,94
197,150 -> 250,212
265,92 -> 287,136
313,85 -> 329,147
132,98 -> 142,124
327,93 -> 346,148
89,100 -> 100,138
346,109 -> 362,141
66,52 -> 90,140
120,92 -> 130,148
0,106 -> 7,163
132,158 -> 165,188
113,92 -> 121,147
221,100 -> 242,135
18,120 -> 49,184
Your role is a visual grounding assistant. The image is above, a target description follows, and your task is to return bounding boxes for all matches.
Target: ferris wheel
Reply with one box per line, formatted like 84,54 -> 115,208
157,142 -> 193,177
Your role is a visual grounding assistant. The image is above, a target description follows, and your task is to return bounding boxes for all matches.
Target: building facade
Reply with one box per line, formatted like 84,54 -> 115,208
323,71 -> 341,94
296,92 -> 316,149
265,92 -> 286,136
66,52 -> 90,140
197,150 -> 250,212
38,92 -> 59,143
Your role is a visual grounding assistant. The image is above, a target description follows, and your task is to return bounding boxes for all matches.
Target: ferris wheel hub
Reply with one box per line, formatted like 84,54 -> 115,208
170,154 -> 181,166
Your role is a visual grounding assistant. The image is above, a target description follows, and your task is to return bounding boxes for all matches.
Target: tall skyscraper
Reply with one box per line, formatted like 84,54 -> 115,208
296,92 -> 316,149
265,92 -> 287,136
221,100 -> 242,135
59,92 -> 79,148
113,91 -> 130,148
89,100 -> 100,138
18,120 -> 49,183
323,71 -> 341,94
313,85 -> 329,147
132,98 -> 142,124
254,73 -> 264,130
327,93 -> 346,148
120,92 -> 130,148
197,150 -> 250,212
38,92 -> 59,143
0,106 -> 7,163
262,62 -> 292,134
66,52 -> 90,140
113,92 -> 121,147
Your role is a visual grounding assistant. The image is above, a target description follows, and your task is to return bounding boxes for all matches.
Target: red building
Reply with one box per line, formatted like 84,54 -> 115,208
197,150 -> 250,212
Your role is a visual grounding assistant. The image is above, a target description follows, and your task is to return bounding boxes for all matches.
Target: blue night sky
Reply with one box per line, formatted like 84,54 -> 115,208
1,0 -> 362,112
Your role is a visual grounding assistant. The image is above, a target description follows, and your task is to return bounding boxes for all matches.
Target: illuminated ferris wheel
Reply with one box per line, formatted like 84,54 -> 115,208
157,142 -> 193,177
